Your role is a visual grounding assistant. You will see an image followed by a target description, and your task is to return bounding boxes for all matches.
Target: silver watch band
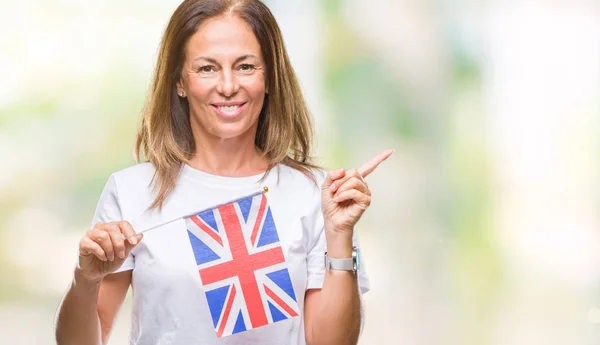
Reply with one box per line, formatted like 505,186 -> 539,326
325,256 -> 355,270
324,246 -> 358,272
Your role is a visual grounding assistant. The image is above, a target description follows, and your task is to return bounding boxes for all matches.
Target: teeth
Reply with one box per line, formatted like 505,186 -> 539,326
218,105 -> 239,113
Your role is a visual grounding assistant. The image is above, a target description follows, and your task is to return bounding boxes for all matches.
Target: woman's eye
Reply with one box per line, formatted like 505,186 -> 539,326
199,66 -> 215,73
238,64 -> 255,72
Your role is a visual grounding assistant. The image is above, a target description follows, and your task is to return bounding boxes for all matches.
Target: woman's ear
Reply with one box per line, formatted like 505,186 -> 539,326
176,80 -> 186,98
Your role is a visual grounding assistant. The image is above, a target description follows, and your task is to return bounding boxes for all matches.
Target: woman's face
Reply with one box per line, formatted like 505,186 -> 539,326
178,14 -> 266,143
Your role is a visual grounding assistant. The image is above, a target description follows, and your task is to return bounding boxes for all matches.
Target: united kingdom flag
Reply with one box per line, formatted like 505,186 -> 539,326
184,193 -> 299,338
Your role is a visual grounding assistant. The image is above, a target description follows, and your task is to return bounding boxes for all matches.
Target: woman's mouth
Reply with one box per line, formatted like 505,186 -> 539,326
212,102 -> 247,117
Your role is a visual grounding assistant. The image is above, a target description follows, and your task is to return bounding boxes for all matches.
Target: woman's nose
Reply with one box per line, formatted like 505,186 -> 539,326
216,69 -> 239,97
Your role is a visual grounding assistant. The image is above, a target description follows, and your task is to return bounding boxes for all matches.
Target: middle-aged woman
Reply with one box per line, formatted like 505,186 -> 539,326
55,0 -> 392,344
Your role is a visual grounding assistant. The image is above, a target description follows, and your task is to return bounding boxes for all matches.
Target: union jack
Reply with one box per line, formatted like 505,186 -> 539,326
184,193 -> 299,337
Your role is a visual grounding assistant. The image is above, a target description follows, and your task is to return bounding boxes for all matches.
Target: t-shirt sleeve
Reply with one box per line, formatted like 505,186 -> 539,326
304,203 -> 370,294
89,174 -> 135,272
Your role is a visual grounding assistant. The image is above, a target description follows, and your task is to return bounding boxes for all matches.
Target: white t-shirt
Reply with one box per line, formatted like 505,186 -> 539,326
91,162 -> 369,345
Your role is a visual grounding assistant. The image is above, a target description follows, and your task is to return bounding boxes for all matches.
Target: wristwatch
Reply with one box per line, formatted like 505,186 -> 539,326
324,246 -> 359,274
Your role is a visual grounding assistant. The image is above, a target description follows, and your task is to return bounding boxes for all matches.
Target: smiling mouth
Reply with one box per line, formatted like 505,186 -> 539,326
212,102 -> 247,116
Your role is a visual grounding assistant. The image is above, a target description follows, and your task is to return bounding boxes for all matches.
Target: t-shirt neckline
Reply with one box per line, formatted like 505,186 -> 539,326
181,163 -> 274,189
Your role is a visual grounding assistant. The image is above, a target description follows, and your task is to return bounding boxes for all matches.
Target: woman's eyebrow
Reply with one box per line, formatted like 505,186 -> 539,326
234,54 -> 258,64
193,54 -> 257,65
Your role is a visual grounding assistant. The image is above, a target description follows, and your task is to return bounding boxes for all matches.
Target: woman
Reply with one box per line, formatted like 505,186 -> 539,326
55,0 -> 392,344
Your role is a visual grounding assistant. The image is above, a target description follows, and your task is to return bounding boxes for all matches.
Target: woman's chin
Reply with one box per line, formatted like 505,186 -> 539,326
209,126 -> 255,141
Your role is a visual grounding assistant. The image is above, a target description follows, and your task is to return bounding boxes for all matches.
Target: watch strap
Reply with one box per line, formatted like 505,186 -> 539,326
326,256 -> 355,270
324,246 -> 358,272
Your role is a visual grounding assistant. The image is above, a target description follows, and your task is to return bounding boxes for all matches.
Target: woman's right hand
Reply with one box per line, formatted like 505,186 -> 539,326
77,221 -> 143,283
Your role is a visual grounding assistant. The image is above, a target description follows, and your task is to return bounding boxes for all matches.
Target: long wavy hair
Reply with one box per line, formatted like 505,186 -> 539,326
135,0 -> 318,209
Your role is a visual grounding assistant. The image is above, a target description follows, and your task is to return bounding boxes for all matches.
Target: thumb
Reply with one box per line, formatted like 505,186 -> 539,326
123,233 -> 143,256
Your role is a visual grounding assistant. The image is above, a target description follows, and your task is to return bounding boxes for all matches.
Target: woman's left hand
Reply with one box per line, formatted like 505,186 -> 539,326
321,149 -> 394,244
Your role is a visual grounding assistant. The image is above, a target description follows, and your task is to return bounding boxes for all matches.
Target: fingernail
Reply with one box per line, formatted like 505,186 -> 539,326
329,183 -> 336,191
108,255 -> 114,261
130,236 -> 138,245
119,251 -> 125,259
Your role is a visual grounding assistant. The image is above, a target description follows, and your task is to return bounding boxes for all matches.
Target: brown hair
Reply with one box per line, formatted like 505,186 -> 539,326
135,0 -> 318,209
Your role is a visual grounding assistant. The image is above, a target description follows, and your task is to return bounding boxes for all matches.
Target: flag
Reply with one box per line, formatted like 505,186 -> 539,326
184,193 -> 299,337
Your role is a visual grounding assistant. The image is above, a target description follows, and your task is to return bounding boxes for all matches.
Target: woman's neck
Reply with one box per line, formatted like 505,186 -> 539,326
188,135 -> 269,177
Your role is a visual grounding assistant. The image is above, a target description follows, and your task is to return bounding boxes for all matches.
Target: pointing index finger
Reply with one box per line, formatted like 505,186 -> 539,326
357,149 -> 394,178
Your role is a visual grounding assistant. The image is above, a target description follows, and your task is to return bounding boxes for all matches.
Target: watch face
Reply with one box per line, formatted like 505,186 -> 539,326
354,247 -> 360,271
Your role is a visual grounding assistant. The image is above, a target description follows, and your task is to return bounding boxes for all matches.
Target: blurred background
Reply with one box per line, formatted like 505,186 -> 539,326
1,0 -> 599,344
